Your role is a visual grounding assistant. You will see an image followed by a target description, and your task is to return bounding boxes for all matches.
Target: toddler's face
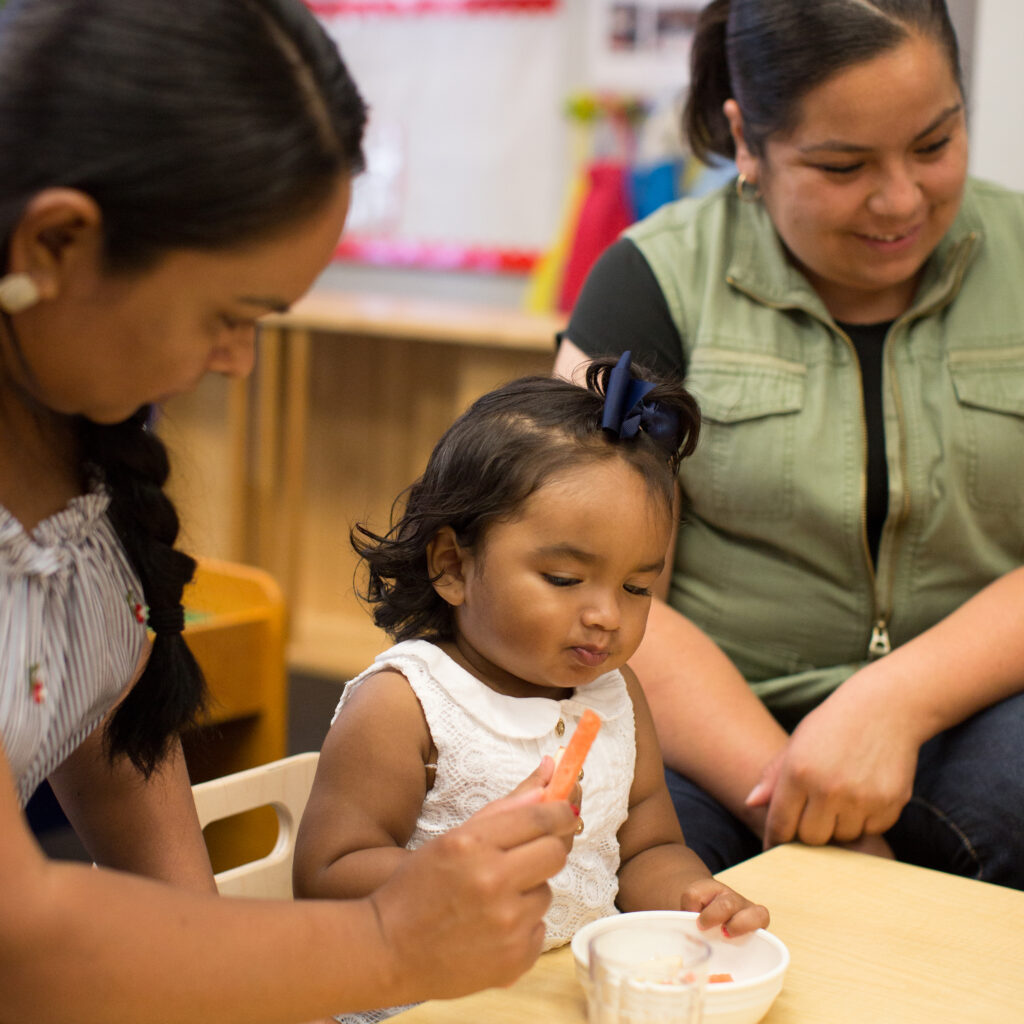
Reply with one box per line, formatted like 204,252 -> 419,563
448,458 -> 672,699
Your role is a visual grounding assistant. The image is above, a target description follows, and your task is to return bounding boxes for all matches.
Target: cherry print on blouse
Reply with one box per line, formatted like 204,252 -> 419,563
27,663 -> 46,705
125,591 -> 148,625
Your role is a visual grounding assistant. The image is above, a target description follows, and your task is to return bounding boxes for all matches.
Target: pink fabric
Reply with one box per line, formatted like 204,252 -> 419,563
558,160 -> 635,312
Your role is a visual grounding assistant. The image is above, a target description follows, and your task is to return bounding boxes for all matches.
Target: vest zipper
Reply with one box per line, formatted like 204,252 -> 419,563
869,318 -> 914,660
725,232 -> 976,664
868,619 -> 892,657
828,319 -> 896,660
864,248 -> 973,660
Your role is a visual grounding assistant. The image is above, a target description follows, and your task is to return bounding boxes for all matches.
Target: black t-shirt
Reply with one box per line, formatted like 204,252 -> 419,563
561,238 -> 890,563
560,239 -> 684,379
835,320 -> 890,563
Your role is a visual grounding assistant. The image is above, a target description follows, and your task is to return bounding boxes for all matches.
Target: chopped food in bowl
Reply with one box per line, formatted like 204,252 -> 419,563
572,910 -> 789,1024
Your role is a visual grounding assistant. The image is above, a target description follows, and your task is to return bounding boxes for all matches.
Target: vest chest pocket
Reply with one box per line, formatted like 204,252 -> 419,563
948,348 -> 1024,511
683,352 -> 806,523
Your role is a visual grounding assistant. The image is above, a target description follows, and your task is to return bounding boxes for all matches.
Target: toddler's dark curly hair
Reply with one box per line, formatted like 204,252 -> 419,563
352,356 -> 700,643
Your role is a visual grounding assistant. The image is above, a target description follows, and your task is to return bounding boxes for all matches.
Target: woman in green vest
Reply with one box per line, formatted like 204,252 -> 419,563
556,0 -> 1024,889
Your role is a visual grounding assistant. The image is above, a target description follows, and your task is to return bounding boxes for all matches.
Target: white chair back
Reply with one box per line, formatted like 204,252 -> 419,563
192,752 -> 319,898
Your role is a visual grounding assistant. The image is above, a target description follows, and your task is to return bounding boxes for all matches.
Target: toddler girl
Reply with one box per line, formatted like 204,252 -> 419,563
294,355 -> 769,1019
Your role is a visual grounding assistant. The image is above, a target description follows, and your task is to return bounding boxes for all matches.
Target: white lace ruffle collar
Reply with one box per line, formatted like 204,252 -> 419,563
371,639 -> 632,739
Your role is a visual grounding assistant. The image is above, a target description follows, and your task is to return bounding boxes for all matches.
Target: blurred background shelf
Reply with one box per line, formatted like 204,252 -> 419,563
161,290 -> 565,684
181,558 -> 288,872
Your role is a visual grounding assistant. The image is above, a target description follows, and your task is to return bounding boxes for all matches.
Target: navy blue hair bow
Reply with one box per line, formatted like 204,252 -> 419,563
601,350 -> 682,455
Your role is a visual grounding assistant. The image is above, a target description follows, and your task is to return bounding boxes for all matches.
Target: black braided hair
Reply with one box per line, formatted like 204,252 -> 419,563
79,412 -> 205,776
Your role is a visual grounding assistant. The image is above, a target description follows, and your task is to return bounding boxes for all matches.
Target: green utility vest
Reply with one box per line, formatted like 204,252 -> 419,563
626,178 -> 1024,726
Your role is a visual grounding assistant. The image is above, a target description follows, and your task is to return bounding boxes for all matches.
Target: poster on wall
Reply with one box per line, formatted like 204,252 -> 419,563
309,1 -> 556,11
586,0 -> 700,96
313,1 -> 568,274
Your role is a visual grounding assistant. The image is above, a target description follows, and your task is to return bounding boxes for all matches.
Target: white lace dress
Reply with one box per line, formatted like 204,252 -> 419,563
0,488 -> 148,807
329,639 -> 636,1024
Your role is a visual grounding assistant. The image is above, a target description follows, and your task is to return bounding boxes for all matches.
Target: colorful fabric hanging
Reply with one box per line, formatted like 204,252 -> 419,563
556,160 -> 636,313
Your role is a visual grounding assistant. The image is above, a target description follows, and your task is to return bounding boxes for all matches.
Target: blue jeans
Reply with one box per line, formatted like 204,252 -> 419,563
665,691 -> 1024,889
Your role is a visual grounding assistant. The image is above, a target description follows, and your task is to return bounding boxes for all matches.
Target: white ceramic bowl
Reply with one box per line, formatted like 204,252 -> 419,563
572,911 -> 789,1024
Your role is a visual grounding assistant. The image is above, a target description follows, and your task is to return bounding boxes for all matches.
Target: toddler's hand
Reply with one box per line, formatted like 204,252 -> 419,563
680,879 -> 769,938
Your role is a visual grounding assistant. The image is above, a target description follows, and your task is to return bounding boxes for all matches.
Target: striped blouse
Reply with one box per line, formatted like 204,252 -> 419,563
0,486 -> 148,807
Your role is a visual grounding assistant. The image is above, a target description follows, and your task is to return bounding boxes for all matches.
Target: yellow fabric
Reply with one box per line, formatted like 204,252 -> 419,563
524,171 -> 587,313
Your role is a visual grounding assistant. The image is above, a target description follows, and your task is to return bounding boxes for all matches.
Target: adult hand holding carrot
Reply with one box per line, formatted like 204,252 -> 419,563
367,792 -> 576,1001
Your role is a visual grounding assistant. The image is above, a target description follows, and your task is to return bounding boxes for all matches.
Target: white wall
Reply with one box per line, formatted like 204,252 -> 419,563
969,0 -> 1024,189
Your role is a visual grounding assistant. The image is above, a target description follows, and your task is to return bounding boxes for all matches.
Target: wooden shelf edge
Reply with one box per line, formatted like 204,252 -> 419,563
262,290 -> 566,353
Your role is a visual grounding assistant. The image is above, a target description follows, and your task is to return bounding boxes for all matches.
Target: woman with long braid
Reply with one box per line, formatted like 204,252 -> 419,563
0,2 -> 574,1021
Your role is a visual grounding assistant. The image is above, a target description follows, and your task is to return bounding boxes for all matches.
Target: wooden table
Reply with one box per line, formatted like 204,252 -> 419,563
393,844 -> 1024,1023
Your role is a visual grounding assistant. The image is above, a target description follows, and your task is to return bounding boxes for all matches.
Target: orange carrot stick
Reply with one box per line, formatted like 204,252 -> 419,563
542,708 -> 602,802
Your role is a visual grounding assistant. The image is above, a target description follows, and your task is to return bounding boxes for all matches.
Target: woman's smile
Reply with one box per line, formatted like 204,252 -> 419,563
853,221 -> 923,253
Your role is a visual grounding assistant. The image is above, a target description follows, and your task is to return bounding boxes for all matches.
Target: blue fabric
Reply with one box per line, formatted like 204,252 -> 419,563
886,691 -> 1024,887
663,768 -> 760,875
665,690 -> 1024,889
601,351 -> 656,437
630,160 -> 683,220
601,350 -> 682,455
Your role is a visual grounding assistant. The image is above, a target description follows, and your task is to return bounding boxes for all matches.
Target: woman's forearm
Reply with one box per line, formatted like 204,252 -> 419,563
748,568 -> 1024,850
4,764 -> 572,1024
630,599 -> 787,832
842,566 -> 1024,744
7,855 -> 394,1024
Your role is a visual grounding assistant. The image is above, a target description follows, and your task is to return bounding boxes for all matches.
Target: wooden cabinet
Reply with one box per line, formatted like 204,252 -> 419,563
161,289 -> 565,683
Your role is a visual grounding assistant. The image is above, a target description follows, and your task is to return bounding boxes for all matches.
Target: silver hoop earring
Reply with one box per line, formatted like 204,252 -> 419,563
0,273 -> 41,314
735,173 -> 761,203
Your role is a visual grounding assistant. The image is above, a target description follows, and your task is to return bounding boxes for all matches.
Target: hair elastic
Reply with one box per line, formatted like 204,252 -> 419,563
147,605 -> 186,636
